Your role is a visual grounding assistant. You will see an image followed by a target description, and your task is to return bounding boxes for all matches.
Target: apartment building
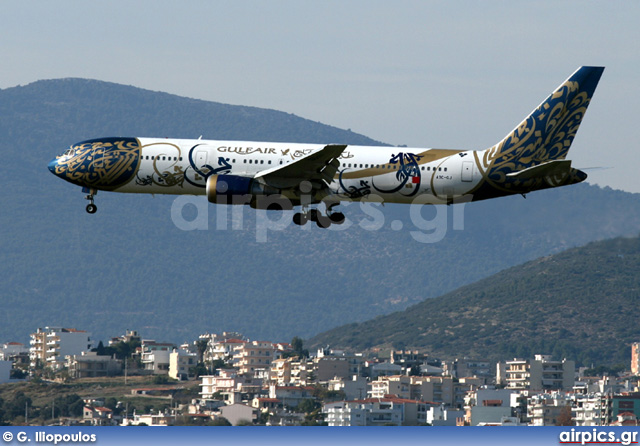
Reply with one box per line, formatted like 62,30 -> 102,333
29,327 -> 91,369
631,342 -> 640,376
234,341 -> 276,375
169,348 -> 198,380
324,396 -> 431,426
503,355 -> 575,391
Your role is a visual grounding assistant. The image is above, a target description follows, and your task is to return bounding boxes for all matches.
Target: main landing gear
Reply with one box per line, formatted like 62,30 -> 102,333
292,205 -> 345,228
85,191 -> 97,214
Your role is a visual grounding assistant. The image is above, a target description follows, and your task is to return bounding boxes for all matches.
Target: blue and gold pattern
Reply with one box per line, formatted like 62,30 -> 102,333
53,137 -> 141,191
372,152 -> 423,196
475,66 -> 604,195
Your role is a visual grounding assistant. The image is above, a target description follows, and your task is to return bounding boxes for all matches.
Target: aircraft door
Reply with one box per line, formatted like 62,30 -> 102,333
462,161 -> 473,182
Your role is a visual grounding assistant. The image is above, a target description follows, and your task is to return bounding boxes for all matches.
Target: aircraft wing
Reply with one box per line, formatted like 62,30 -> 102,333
254,144 -> 347,189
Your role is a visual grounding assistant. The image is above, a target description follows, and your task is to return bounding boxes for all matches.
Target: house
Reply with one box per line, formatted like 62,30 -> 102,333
218,403 -> 256,425
252,397 -> 282,413
463,388 -> 518,426
138,340 -> 175,375
108,330 -> 141,347
83,406 -> 116,426
66,352 -> 121,378
121,412 -> 176,426
426,405 -> 465,426
268,385 -> 315,408
611,412 -> 640,426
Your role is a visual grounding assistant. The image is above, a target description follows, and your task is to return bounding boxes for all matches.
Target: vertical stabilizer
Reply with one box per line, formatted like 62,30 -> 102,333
478,66 -> 604,189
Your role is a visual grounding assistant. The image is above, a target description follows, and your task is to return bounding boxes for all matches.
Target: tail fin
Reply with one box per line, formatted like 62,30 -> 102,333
481,66 -> 604,182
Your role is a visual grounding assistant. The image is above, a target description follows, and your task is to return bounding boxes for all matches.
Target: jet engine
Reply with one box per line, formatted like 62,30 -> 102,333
206,174 -> 285,207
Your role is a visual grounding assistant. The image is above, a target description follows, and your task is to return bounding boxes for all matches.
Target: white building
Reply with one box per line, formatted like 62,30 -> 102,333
233,341 -> 276,376
200,370 -> 263,402
426,405 -> 465,426
169,349 -> 198,380
66,352 -> 122,378
29,327 -> 91,369
527,392 -> 572,426
323,397 -> 430,426
328,376 -> 368,401
218,403 -> 256,426
573,394 -> 609,426
1,342 -> 27,360
503,355 -> 575,391
139,340 -> 175,375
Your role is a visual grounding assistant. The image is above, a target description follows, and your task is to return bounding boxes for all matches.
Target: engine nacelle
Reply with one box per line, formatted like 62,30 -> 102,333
206,174 -> 281,205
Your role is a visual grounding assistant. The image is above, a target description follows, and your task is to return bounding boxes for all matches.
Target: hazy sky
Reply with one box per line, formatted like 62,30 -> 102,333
2,1 -> 639,192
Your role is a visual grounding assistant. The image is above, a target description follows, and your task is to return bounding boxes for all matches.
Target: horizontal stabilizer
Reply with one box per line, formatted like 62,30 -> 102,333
506,160 -> 572,180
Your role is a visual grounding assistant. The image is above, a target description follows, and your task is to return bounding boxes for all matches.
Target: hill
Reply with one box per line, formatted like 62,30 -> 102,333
308,235 -> 640,366
1,78 -> 640,346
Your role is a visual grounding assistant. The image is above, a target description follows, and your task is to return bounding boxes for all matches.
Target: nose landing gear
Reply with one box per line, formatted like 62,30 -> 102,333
84,188 -> 97,214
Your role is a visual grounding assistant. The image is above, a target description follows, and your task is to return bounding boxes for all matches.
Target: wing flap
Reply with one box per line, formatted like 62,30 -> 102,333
254,144 -> 347,188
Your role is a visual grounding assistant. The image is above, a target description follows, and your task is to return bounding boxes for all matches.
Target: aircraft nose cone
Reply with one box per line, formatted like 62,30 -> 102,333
47,158 -> 58,174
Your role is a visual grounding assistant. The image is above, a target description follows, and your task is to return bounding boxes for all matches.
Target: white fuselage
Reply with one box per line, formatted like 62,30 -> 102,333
118,138 -> 482,204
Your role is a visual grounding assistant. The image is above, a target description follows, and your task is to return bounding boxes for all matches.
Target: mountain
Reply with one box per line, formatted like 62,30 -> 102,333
1,78 -> 639,347
308,234 -> 640,366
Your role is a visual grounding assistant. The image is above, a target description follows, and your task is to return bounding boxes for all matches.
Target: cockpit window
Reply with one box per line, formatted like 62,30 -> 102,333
63,149 -> 76,157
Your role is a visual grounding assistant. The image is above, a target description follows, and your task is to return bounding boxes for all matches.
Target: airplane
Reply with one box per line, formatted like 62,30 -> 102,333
48,66 -> 604,228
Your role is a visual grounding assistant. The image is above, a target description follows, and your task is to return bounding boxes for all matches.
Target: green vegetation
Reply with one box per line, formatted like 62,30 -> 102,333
0,376 -> 199,426
310,235 -> 640,366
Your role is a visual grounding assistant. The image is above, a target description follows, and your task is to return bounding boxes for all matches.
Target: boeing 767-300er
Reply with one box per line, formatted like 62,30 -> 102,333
48,66 -> 604,228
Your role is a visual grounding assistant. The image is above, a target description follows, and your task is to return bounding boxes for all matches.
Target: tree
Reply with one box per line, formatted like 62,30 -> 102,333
556,406 -> 574,426
195,340 -> 209,363
291,336 -> 309,359
209,417 -> 232,426
298,399 -> 318,414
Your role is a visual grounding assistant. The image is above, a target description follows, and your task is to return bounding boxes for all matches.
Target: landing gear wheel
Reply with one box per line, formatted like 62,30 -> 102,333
86,203 -> 97,214
316,215 -> 331,228
308,209 -> 319,222
293,212 -> 308,226
329,212 -> 345,225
